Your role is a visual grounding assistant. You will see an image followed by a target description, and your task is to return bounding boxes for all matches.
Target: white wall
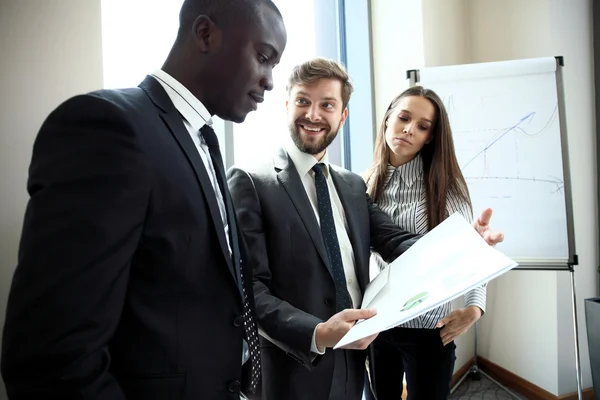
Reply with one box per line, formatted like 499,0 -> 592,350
547,0 -> 597,395
371,0 -> 597,395
371,0 -> 424,127
466,1 -> 562,394
468,0 -> 597,395
0,1 -> 104,398
479,272 -> 560,393
422,0 -> 470,68
469,0 -> 552,64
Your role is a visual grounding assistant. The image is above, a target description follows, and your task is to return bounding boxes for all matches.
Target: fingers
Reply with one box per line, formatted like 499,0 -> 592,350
439,315 -> 459,344
436,318 -> 448,328
440,317 -> 476,345
491,231 -> 504,243
437,309 -> 461,328
338,308 -> 377,322
477,208 -> 493,226
442,334 -> 456,346
440,326 -> 458,346
441,327 -> 468,346
484,231 -> 505,247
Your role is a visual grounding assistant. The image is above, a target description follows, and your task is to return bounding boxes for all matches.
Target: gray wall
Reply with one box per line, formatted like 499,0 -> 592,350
0,1 -> 104,398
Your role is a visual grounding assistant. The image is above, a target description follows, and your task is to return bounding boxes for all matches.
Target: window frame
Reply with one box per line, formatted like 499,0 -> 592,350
224,0 -> 375,172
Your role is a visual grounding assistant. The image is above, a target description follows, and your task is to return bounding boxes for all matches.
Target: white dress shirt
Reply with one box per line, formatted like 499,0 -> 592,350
150,70 -> 231,254
285,141 -> 361,354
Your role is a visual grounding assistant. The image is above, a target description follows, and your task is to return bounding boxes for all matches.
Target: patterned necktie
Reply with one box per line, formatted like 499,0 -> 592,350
200,125 -> 261,391
311,163 -> 353,311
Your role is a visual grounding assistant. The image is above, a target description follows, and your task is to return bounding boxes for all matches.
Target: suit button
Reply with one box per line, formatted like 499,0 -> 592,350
233,316 -> 243,327
228,380 -> 241,393
325,298 -> 333,306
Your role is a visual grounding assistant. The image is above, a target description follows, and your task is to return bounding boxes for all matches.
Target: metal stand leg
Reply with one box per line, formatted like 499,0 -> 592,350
570,268 -> 583,400
450,322 -> 481,395
452,267 -> 583,399
469,321 -> 481,380
451,322 -> 521,399
478,369 -> 523,399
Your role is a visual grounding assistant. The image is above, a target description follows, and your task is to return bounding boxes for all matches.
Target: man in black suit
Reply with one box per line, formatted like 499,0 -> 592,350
227,58 -> 504,400
1,1 -> 286,399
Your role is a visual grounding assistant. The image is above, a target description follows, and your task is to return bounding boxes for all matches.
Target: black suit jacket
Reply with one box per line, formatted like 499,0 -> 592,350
1,76 -> 254,400
226,148 -> 419,400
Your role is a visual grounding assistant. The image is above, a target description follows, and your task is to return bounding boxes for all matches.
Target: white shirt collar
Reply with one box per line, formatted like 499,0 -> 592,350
285,138 -> 331,178
150,69 -> 213,131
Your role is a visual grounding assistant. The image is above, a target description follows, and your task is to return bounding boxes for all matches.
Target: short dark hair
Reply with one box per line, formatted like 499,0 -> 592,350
176,0 -> 281,42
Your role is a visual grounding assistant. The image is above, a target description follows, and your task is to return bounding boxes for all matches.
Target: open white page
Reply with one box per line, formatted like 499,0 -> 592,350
334,213 -> 517,349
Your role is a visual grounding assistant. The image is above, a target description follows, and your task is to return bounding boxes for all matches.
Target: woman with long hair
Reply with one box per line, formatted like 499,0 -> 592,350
365,86 -> 485,399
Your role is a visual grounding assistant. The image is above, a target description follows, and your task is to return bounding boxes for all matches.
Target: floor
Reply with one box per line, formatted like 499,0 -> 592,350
450,372 -> 528,400
363,370 -> 529,400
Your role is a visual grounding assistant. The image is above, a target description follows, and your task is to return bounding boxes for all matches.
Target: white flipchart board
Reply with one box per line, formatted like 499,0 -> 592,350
411,57 -> 576,266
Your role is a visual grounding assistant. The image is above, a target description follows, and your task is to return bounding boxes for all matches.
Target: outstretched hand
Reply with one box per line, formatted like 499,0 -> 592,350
473,208 -> 504,247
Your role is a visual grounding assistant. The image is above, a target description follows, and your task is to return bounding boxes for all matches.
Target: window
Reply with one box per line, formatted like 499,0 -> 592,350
100,1 -> 373,171
101,0 -> 182,89
231,0 -> 332,169
231,0 -> 375,173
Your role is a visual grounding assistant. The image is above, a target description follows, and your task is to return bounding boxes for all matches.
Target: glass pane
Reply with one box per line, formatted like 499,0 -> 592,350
101,0 -> 334,167
101,0 -> 183,89
232,0 -> 320,168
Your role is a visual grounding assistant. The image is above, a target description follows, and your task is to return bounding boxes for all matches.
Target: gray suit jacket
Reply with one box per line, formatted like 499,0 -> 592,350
226,147 -> 419,400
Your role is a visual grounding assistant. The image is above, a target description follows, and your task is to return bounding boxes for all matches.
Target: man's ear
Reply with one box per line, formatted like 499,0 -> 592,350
340,107 -> 349,126
192,15 -> 220,53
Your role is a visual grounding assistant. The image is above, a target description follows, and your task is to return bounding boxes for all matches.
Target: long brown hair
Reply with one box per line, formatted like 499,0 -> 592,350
365,86 -> 472,230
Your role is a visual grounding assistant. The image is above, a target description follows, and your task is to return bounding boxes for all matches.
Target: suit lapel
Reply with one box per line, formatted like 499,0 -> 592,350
330,168 -> 369,291
274,149 -> 333,277
139,76 -> 239,290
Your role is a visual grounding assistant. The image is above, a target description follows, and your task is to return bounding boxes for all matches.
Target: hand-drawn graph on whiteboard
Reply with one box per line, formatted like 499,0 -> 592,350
414,57 -> 575,264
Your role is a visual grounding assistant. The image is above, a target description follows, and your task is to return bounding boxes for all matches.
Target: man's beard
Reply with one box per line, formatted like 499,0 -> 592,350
289,118 -> 341,155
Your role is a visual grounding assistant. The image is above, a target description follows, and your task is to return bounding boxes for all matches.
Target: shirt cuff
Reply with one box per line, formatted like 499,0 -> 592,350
464,285 -> 487,315
311,323 -> 326,355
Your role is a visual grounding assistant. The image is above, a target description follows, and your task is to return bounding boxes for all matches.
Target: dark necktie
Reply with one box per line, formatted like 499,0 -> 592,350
200,124 -> 261,391
311,163 -> 353,311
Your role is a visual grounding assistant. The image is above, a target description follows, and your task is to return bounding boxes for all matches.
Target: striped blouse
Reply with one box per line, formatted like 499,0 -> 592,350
370,155 -> 486,329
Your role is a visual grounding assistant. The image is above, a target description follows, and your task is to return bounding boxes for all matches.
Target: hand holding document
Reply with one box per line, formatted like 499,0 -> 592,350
334,213 -> 517,349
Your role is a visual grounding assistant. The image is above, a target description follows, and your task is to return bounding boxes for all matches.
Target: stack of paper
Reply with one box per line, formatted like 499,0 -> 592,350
334,213 -> 518,349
